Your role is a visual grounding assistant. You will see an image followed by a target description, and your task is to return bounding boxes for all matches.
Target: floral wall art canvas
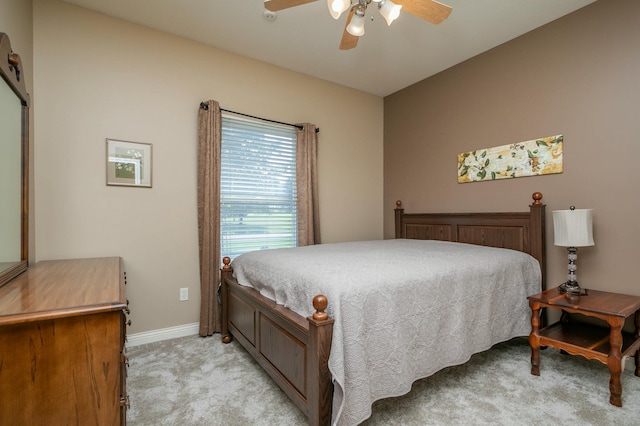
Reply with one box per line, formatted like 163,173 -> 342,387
457,135 -> 563,183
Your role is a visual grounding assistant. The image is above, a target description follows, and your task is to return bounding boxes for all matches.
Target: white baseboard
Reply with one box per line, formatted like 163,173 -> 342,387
126,322 -> 200,347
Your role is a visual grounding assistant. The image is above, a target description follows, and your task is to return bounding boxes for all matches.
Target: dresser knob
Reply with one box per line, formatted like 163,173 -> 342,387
127,319 -> 132,327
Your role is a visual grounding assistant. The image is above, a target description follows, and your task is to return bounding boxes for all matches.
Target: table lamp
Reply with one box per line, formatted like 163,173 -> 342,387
553,206 -> 594,295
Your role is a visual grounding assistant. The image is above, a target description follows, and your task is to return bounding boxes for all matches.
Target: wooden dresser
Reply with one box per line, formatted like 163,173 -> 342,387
0,257 -> 129,425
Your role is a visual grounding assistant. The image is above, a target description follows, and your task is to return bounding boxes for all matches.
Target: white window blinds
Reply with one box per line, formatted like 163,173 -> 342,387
220,115 -> 298,259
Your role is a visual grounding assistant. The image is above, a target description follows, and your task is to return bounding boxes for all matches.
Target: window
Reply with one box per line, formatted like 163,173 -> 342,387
220,114 -> 297,259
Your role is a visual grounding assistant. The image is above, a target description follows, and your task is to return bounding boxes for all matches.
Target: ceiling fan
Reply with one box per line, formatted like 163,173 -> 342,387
264,0 -> 452,50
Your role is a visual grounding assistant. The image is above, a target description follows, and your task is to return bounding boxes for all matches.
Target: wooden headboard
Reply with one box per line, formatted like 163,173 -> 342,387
394,192 -> 546,290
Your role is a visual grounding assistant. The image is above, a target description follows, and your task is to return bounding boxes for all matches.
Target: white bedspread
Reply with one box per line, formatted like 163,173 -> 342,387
231,239 -> 541,426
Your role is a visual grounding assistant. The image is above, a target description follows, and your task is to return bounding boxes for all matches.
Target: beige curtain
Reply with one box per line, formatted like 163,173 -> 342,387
296,123 -> 321,246
197,100 -> 222,336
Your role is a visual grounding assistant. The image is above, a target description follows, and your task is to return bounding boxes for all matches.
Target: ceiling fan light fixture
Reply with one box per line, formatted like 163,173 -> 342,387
328,0 -> 351,20
378,0 -> 402,26
346,9 -> 366,36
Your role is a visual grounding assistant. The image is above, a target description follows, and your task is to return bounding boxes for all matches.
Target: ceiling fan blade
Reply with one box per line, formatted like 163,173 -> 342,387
264,0 -> 318,12
340,9 -> 359,50
397,0 -> 452,25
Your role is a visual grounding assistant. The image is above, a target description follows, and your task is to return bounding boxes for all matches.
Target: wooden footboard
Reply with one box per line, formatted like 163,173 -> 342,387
220,258 -> 334,426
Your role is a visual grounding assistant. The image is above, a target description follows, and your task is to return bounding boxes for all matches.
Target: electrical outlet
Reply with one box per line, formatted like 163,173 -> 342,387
180,287 -> 188,301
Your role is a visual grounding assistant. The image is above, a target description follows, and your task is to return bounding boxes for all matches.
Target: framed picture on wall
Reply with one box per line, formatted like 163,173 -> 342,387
106,139 -> 152,187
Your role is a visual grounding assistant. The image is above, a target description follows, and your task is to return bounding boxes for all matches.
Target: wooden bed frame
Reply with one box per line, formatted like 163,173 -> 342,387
220,192 -> 546,426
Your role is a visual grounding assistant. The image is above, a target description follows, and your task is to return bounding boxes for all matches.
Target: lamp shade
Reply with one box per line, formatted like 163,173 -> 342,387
378,0 -> 402,26
328,0 -> 350,19
347,12 -> 366,36
553,208 -> 594,247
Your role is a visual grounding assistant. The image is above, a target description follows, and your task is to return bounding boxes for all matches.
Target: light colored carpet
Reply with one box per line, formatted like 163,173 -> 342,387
126,335 -> 640,425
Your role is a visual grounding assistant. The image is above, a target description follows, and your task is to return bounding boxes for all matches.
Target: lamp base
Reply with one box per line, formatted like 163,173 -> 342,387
558,281 -> 588,296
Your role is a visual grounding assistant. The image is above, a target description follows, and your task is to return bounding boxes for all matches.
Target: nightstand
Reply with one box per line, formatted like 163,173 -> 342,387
528,288 -> 640,407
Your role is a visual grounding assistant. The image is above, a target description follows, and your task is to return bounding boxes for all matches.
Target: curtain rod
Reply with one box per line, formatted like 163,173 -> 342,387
199,102 -> 319,133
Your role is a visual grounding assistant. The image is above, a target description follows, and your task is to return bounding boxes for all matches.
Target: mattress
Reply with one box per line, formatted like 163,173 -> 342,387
231,239 -> 541,425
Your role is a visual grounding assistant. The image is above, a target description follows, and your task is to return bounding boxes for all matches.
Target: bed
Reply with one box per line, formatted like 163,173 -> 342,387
220,192 -> 546,426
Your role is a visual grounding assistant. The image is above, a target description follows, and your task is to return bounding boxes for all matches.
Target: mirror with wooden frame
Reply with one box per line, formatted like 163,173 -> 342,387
0,32 -> 29,287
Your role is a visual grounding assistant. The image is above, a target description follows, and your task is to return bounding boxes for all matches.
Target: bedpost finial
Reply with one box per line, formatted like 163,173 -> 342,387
531,192 -> 543,205
396,200 -> 403,209
222,256 -> 231,270
312,294 -> 328,320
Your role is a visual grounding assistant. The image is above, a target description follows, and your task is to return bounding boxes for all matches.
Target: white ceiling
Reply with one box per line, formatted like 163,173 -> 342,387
60,0 -> 596,97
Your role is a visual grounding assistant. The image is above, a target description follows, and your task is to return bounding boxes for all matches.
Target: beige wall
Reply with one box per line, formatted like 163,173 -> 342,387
0,1 -> 31,60
0,0 -> 34,263
384,0 -> 639,299
33,0 -> 383,333
0,2 -> 32,114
